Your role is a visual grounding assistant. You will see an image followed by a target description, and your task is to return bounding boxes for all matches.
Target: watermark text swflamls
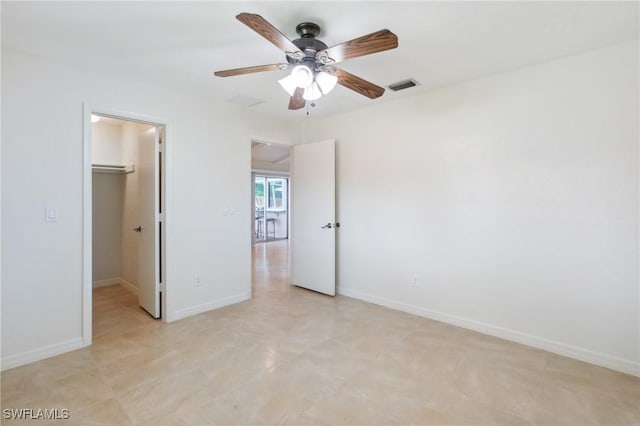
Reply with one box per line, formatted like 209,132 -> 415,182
3,408 -> 70,420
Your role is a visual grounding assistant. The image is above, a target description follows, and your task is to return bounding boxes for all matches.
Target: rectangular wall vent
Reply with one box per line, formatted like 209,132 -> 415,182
388,79 -> 419,92
227,94 -> 264,107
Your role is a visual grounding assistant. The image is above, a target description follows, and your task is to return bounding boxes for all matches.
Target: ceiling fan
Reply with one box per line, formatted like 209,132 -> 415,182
214,13 -> 398,110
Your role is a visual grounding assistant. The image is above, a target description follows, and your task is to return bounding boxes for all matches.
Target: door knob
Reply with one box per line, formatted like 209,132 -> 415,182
321,223 -> 332,229
133,226 -> 142,232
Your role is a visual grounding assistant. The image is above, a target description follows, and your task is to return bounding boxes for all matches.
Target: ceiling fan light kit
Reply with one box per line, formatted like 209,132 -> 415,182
214,13 -> 398,111
303,82 -> 322,101
290,64 -> 314,88
278,74 -> 298,96
316,71 -> 338,93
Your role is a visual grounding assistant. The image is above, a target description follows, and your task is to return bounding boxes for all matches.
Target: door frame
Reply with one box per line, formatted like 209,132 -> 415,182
250,138 -> 292,245
251,172 -> 290,243
82,103 -> 172,347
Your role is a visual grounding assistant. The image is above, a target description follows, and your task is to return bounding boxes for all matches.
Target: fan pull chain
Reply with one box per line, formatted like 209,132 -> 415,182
306,101 -> 317,116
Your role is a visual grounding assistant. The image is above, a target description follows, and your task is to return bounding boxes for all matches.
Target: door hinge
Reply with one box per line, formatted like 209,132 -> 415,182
158,282 -> 164,293
157,141 -> 164,153
157,212 -> 164,222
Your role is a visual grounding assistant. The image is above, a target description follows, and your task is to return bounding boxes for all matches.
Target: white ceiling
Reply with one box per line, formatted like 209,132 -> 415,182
2,1 -> 638,121
252,141 -> 290,167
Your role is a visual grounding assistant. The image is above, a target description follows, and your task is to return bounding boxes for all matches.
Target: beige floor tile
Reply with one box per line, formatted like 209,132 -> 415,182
186,393 -> 261,426
525,364 -> 640,425
45,369 -> 114,412
543,354 -> 640,405
66,399 -> 133,425
2,240 -> 639,426
1,349 -> 96,397
116,369 -> 211,424
449,359 -> 544,418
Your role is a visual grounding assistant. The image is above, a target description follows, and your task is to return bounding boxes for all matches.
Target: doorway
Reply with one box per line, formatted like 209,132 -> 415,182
254,175 -> 289,243
83,105 -> 169,346
250,140 -> 291,298
250,140 -> 291,245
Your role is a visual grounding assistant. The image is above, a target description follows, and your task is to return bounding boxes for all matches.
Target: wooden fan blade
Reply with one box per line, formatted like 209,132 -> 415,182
317,29 -> 398,64
288,87 -> 305,110
237,13 -> 303,55
214,64 -> 283,77
333,68 -> 385,99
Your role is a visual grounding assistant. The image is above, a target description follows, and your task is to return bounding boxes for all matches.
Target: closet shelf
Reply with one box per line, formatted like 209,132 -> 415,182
92,164 -> 135,174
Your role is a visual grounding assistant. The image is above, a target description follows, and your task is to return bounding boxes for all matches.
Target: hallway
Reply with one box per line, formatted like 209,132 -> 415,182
252,239 -> 291,297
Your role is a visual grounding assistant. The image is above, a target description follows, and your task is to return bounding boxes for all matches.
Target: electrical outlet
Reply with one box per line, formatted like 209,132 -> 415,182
193,274 -> 202,287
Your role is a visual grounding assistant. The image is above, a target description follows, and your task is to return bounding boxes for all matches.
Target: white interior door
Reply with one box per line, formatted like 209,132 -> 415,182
137,127 -> 160,318
291,139 -> 336,296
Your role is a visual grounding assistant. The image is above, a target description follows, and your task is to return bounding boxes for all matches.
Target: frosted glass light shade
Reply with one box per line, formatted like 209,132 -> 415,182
278,75 -> 297,96
316,72 -> 338,94
291,65 -> 314,88
303,82 -> 322,101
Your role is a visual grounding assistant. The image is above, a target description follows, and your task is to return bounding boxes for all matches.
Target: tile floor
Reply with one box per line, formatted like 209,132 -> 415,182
1,240 -> 639,425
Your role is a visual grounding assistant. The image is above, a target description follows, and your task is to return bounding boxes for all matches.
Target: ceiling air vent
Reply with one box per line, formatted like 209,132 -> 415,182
227,94 -> 264,107
388,79 -> 419,92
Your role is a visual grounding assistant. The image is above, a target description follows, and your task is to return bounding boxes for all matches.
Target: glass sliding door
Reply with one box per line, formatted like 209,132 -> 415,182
254,175 -> 288,242
254,176 -> 266,242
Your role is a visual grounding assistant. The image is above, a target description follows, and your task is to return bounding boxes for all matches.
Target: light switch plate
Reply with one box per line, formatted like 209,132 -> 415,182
45,207 -> 57,222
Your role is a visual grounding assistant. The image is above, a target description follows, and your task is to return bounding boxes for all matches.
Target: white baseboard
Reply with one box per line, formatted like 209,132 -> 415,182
166,292 -> 250,322
119,277 -> 138,295
338,286 -> 640,377
92,277 -> 120,288
92,277 -> 137,294
1,338 -> 84,372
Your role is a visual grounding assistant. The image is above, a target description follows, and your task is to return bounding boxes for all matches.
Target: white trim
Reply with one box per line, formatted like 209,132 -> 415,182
82,104 -> 92,347
161,124 -> 172,324
119,277 -> 138,295
92,277 -> 138,294
92,278 -> 120,288
251,168 -> 290,177
166,293 -> 250,322
338,286 -> 640,377
83,104 -> 172,351
251,171 -> 256,244
1,338 -> 84,372
250,137 -> 292,147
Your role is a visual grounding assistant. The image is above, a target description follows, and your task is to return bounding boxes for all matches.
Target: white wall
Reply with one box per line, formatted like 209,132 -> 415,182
91,122 -> 122,165
251,159 -> 289,173
91,121 -> 124,286
1,48 -> 295,369
91,172 -> 123,283
298,40 -> 639,375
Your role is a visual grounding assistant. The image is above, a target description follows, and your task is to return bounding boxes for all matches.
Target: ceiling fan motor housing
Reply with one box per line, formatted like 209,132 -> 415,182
296,22 -> 320,38
287,22 -> 328,67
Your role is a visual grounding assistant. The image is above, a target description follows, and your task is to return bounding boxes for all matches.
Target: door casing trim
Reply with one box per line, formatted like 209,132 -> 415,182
82,104 -> 172,347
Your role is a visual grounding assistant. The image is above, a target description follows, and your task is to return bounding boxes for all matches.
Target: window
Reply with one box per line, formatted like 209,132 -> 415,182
267,178 -> 287,211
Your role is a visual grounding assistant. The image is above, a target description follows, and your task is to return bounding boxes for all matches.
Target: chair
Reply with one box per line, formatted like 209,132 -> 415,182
255,208 -> 264,239
266,218 -> 276,239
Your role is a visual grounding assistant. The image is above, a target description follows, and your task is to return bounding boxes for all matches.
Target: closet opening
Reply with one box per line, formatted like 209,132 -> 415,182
83,107 -> 168,346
